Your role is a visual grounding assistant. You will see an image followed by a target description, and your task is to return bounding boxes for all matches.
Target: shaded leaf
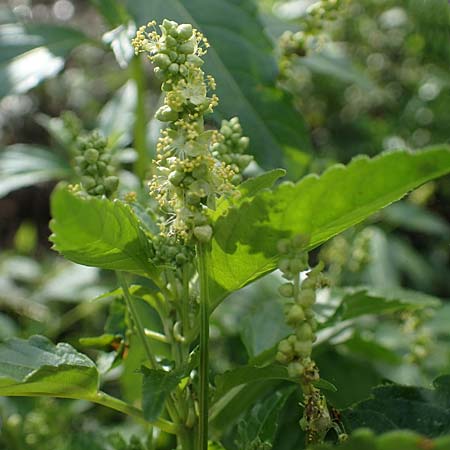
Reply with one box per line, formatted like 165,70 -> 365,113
209,146 -> 450,305
240,300 -> 291,358
214,365 -> 291,402
308,429 -> 444,450
102,23 -> 136,69
381,201 -> 450,237
98,79 -> 137,147
126,0 -> 311,168
0,23 -> 89,97
320,285 -> 440,329
236,388 -> 295,450
141,366 -> 182,421
50,187 -> 159,279
0,335 -> 98,398
0,144 -> 71,198
342,375 -> 450,437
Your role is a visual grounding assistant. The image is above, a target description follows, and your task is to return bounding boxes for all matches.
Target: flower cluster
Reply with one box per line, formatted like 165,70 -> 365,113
279,0 -> 342,60
74,131 -> 118,198
133,20 -> 251,243
275,235 -> 332,443
212,117 -> 252,186
275,236 -> 326,378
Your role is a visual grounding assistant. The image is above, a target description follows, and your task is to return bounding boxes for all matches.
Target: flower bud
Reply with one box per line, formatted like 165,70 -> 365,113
296,289 -> 315,308
296,322 -> 313,341
278,339 -> 292,355
294,340 -> 312,358
104,176 -> 119,193
168,170 -> 185,186
168,63 -> 179,74
278,282 -> 294,298
177,24 -> 193,40
179,39 -> 196,54
155,105 -> 179,122
84,148 -> 99,163
153,53 -> 171,69
193,225 -> 213,243
81,176 -> 96,190
287,361 -> 304,377
286,305 -> 305,325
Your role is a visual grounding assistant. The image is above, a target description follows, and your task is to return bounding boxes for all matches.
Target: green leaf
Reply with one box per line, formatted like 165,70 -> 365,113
240,300 -> 291,358
102,23 -> 136,69
296,50 -> 373,89
0,145 -> 71,198
208,442 -> 227,450
0,23 -> 89,97
214,365 -> 291,402
0,335 -> 98,398
89,0 -> 130,28
381,201 -> 450,237
50,187 -> 159,279
126,0 -> 311,169
98,80 -> 137,147
141,366 -> 182,421
320,285 -> 441,329
209,146 -> 450,305
236,388 -> 295,450
308,429 -> 447,450
342,375 -> 450,437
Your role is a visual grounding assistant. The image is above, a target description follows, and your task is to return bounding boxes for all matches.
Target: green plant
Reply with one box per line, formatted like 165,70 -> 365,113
1,15 -> 450,450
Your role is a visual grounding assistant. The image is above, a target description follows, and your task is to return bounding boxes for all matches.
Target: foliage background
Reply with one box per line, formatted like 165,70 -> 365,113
0,0 -> 449,449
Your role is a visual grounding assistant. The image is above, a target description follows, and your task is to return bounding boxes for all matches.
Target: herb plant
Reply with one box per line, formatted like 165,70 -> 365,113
1,15 -> 450,450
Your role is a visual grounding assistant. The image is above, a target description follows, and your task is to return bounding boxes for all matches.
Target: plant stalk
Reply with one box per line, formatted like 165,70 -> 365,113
91,392 -> 178,435
130,55 -> 149,181
117,272 -> 157,368
197,243 -> 210,450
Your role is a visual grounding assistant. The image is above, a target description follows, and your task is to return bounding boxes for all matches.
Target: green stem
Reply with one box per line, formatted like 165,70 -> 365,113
91,391 -> 178,435
117,272 -> 157,368
197,243 -> 210,450
117,273 -> 183,431
130,55 -> 149,181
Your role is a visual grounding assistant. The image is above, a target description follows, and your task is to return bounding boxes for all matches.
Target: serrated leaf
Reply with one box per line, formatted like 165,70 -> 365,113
308,429 -> 444,450
209,146 -> 450,306
50,187 -> 159,279
236,388 -> 295,450
0,23 -> 89,97
342,375 -> 450,437
141,366 -> 183,421
0,335 -> 98,398
0,144 -> 71,198
125,0 -> 311,169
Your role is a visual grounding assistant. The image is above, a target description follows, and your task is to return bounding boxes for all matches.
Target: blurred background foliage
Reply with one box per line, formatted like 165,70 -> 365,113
0,0 -> 449,449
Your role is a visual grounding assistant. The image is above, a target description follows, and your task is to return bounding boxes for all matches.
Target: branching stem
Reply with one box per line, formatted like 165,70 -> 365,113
197,243 -> 210,450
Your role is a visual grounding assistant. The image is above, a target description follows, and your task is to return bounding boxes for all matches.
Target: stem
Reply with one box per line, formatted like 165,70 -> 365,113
144,328 -> 170,343
117,273 -> 183,431
130,55 -> 149,181
197,243 -> 210,450
91,392 -> 178,435
117,272 -> 157,368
